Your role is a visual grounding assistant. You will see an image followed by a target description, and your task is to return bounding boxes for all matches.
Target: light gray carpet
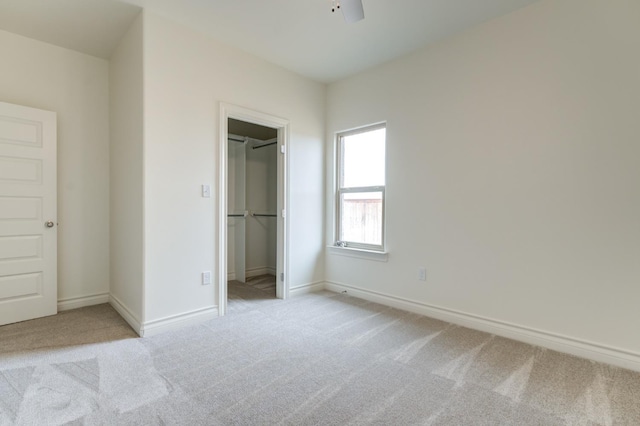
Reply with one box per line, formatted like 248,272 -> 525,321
228,275 -> 277,314
1,291 -> 639,425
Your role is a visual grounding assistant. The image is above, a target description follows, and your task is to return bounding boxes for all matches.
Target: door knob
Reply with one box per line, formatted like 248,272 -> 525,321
45,221 -> 55,228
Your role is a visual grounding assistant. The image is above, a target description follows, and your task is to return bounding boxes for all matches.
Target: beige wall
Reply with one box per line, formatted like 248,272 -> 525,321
143,12 -> 325,322
326,0 -> 640,356
109,13 -> 144,325
0,29 -> 110,305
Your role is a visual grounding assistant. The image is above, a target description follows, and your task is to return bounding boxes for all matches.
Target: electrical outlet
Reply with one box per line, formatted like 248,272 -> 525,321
417,267 -> 427,282
202,271 -> 212,285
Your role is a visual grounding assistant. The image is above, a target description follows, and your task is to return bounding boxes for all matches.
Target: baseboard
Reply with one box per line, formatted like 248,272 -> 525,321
141,306 -> 219,337
246,267 -> 276,278
324,281 -> 640,372
228,267 -> 276,281
289,281 -> 325,297
109,294 -> 143,337
58,293 -> 110,311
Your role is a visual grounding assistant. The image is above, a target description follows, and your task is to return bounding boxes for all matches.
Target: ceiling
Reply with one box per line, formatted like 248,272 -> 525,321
0,0 -> 540,83
0,0 -> 141,59
229,119 -> 277,141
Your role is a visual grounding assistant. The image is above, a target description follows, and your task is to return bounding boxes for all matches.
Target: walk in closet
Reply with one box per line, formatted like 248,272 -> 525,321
227,119 -> 278,294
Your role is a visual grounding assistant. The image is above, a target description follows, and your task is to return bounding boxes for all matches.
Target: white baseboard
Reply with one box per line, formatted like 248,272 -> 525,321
246,267 -> 276,278
325,281 -> 640,372
289,281 -> 325,297
58,293 -> 110,311
109,294 -> 143,337
141,306 -> 219,337
228,267 -> 276,281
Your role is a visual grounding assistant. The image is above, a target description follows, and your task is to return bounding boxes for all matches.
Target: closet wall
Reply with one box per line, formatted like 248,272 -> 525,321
227,119 -> 277,280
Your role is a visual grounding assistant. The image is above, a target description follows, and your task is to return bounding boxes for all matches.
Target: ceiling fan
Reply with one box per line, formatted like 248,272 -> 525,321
331,0 -> 365,23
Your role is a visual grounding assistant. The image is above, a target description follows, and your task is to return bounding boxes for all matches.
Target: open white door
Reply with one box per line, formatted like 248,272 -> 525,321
0,101 -> 57,326
229,139 -> 246,283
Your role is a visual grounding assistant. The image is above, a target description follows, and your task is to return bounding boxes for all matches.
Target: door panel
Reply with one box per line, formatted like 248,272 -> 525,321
0,157 -> 42,183
229,140 -> 246,283
0,196 -> 42,220
0,115 -> 42,147
0,101 -> 57,326
0,235 -> 43,261
0,273 -> 42,300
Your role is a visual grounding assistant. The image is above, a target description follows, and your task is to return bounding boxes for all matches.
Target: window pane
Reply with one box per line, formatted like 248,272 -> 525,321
339,192 -> 383,245
341,128 -> 385,188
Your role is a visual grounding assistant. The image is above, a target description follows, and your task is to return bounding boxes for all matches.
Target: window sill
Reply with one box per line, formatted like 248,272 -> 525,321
327,246 -> 389,262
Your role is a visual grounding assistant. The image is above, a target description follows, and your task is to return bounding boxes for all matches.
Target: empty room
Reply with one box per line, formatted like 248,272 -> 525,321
0,0 -> 639,424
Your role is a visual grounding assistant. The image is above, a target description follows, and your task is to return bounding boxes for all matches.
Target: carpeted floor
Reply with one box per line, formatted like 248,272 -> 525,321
1,290 -> 639,425
228,275 -> 277,314
0,304 -> 138,355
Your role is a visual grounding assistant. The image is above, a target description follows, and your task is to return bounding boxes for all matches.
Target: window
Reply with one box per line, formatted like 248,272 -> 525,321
336,124 -> 386,251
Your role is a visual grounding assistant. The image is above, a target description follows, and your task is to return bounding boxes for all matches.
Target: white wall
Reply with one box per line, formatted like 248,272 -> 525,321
326,0 -> 640,356
143,12 -> 325,322
109,13 -> 144,325
0,29 -> 110,305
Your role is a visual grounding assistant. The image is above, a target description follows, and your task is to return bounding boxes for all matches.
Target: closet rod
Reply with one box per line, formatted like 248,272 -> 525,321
228,133 -> 276,146
251,213 -> 277,217
228,210 -> 248,218
252,141 -> 277,150
228,133 -> 247,143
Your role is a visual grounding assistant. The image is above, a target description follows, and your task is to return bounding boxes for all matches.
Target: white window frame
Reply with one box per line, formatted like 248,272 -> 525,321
335,123 -> 386,252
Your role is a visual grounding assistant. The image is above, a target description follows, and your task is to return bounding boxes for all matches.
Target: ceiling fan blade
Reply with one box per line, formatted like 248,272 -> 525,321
341,0 -> 364,23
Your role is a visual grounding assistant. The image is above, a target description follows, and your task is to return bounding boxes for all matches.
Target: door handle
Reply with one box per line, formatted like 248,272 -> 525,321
45,221 -> 55,228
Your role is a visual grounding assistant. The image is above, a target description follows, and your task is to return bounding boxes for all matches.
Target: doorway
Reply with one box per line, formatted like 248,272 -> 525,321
218,104 -> 289,316
227,118 -> 277,310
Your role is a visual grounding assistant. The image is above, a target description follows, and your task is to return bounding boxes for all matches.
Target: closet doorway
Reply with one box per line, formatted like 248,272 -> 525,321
219,104 -> 289,316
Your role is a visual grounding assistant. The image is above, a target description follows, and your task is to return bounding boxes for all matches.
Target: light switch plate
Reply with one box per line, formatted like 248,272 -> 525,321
418,267 -> 427,282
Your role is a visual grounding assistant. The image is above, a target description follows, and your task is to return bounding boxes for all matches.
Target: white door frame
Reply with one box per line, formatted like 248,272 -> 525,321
218,103 -> 290,316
